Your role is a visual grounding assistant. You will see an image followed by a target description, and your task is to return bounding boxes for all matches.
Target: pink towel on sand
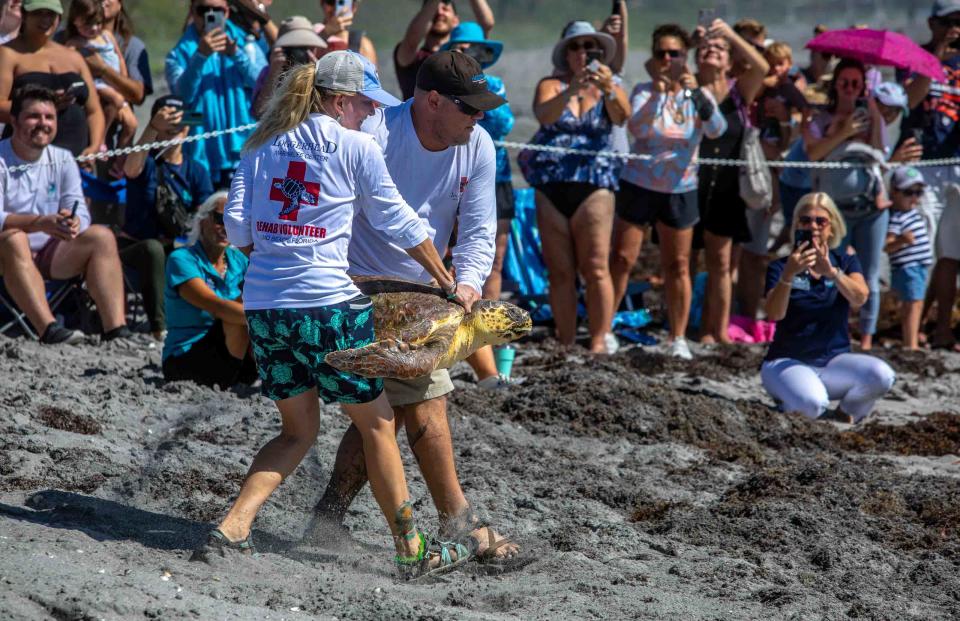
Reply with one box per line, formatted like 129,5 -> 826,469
728,315 -> 777,344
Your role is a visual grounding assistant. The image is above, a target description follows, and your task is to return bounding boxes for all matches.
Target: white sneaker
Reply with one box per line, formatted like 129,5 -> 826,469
668,337 -> 693,360
603,332 -> 620,354
476,373 -> 523,390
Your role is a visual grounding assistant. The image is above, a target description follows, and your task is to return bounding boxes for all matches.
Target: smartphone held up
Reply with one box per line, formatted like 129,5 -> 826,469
335,0 -> 353,17
698,8 -> 716,28
204,8 -> 226,33
586,48 -> 604,73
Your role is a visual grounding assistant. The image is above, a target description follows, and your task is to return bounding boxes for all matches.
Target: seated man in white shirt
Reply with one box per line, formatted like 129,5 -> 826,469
0,84 -> 129,344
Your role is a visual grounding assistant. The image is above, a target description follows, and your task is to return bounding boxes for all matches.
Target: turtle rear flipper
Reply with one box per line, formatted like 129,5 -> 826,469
325,340 -> 447,380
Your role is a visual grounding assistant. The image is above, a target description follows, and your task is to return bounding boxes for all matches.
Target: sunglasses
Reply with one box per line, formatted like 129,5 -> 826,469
443,94 -> 481,117
194,5 -> 225,16
900,188 -> 925,197
654,49 -> 683,59
940,17 -> 960,28
210,211 -> 224,225
567,40 -> 597,52
837,78 -> 862,89
798,215 -> 830,227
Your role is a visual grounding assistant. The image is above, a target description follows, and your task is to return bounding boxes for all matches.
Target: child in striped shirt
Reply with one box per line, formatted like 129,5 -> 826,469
884,167 -> 933,350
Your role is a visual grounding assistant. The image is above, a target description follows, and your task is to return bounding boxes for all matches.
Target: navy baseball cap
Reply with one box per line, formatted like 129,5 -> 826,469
151,95 -> 185,117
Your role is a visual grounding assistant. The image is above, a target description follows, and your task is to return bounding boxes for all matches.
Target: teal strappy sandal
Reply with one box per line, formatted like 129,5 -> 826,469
395,530 -> 472,582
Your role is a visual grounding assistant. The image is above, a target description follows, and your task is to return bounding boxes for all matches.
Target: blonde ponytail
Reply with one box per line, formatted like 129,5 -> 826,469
244,63 -> 323,152
244,63 -> 359,153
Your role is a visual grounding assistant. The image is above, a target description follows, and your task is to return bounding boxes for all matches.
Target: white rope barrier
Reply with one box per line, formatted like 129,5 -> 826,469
2,123 -> 258,174
3,123 -> 959,174
494,140 -> 960,169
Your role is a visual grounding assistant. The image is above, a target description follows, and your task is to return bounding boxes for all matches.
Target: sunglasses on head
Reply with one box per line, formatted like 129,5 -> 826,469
799,215 -> 830,227
900,188 -> 925,197
194,5 -> 225,16
443,94 -> 480,117
210,211 -> 224,225
654,49 -> 683,59
567,40 -> 597,52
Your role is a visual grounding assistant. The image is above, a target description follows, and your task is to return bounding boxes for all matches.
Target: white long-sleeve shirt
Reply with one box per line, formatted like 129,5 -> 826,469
348,99 -> 497,293
0,140 -> 89,251
225,114 -> 429,310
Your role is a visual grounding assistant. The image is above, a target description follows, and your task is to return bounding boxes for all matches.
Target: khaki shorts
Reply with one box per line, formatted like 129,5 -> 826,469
383,369 -> 454,407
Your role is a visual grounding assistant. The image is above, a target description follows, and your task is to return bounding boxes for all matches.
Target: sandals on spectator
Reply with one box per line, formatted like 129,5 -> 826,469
189,528 -> 256,563
395,531 -> 472,582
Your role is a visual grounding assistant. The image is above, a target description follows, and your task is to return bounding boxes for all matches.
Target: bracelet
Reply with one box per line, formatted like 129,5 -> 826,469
779,276 -> 794,287
443,281 -> 458,299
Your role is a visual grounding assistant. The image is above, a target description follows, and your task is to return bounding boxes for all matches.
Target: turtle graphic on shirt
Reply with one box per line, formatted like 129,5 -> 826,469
273,177 -> 319,218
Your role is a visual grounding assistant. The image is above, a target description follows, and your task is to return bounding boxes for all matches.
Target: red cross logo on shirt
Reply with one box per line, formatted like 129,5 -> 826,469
270,161 -> 320,222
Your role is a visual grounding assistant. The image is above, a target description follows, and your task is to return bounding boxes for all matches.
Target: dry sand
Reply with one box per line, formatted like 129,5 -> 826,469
1,334 -> 959,620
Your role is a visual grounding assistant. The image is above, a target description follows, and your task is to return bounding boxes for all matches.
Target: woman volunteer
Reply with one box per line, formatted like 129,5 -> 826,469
198,51 -> 468,580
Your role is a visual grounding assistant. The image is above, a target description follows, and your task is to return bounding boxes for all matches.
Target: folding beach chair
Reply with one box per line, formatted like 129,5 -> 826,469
0,278 -> 82,340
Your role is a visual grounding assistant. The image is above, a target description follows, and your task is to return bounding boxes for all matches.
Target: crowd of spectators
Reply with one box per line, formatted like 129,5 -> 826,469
0,0 -> 958,424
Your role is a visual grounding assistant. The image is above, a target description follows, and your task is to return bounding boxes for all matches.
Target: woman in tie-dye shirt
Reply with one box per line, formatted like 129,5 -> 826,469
610,23 -> 725,361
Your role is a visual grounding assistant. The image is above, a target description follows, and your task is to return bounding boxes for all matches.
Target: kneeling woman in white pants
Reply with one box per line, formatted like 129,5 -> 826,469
762,192 -> 895,423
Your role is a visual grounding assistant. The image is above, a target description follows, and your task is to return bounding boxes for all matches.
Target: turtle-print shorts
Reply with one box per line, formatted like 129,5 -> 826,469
245,296 -> 383,404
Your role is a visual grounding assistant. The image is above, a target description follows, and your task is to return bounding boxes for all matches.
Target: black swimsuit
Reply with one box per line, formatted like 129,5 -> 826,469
695,93 -> 751,248
3,71 -> 90,156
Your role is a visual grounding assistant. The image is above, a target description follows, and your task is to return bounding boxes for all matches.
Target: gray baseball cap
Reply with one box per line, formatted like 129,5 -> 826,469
932,0 -> 960,17
314,51 -> 364,92
891,166 -> 926,190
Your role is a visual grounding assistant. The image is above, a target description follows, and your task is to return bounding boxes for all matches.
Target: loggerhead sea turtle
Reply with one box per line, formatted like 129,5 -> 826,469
324,277 -> 532,379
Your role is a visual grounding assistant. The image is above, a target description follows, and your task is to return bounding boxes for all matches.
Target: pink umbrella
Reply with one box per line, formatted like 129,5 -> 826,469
806,28 -> 945,81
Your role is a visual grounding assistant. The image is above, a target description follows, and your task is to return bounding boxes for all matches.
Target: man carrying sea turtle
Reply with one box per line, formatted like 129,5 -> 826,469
307,51 -> 523,569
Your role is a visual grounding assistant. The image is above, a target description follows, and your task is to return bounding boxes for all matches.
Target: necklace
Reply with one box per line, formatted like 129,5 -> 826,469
666,94 -> 685,124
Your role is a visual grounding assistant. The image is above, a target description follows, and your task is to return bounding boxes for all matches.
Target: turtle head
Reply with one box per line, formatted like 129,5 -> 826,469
470,300 -> 532,345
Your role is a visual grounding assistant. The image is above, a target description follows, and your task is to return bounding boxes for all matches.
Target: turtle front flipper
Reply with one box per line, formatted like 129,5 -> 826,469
325,339 -> 448,380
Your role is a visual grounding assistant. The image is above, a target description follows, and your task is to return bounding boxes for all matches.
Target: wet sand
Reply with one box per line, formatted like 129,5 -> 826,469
1,335 -> 959,620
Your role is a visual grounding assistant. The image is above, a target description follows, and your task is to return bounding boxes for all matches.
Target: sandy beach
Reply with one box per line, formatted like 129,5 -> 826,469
1,332 -> 958,620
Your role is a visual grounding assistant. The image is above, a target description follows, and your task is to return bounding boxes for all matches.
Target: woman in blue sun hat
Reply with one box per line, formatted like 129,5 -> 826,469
441,21 -> 519,388
519,21 -> 630,355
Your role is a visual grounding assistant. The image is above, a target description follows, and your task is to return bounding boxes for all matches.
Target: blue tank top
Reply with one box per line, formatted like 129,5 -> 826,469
519,82 -> 622,190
